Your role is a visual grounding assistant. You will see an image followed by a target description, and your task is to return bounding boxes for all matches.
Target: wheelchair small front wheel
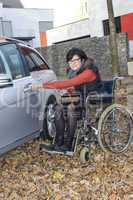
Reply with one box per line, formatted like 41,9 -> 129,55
80,146 -> 91,163
98,104 -> 133,153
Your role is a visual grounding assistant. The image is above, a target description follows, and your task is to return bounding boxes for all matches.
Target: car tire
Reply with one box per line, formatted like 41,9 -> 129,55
41,98 -> 57,141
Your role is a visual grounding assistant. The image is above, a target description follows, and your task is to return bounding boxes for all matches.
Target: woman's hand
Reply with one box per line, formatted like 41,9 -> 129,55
32,83 -> 43,89
67,86 -> 75,94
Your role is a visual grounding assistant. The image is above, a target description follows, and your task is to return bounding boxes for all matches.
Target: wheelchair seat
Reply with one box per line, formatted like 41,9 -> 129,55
60,80 -> 114,106
60,92 -> 81,105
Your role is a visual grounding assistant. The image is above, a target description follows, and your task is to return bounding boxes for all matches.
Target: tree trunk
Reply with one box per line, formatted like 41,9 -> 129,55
107,0 -> 120,77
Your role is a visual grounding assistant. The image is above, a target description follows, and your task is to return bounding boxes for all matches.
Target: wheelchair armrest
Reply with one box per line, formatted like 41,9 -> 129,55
98,92 -> 113,98
88,92 -> 113,99
86,92 -> 113,105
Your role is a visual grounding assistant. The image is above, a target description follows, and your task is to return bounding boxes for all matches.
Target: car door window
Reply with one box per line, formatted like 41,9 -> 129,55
20,47 -> 49,73
0,54 -> 6,74
0,44 -> 25,80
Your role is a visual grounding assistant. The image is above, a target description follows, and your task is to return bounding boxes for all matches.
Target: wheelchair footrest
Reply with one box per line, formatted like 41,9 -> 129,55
40,144 -> 74,156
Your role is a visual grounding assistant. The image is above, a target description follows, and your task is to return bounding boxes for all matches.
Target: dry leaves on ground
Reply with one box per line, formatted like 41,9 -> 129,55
0,138 -> 133,200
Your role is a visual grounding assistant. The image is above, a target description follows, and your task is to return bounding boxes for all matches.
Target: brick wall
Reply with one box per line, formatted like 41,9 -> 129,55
37,33 -> 129,80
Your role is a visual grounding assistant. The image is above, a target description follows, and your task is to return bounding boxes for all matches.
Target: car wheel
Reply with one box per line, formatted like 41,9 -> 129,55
41,101 -> 57,140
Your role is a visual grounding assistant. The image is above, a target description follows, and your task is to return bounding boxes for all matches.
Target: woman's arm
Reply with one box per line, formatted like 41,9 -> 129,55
32,69 -> 96,89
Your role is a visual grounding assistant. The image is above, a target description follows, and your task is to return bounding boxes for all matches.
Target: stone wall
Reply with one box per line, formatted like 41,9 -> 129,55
114,76 -> 133,112
37,33 -> 129,80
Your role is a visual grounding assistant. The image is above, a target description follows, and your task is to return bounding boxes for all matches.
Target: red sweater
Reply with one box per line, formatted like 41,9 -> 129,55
43,69 -> 96,89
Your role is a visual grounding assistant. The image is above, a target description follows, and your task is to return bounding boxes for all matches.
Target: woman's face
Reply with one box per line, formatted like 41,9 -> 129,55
68,55 -> 82,71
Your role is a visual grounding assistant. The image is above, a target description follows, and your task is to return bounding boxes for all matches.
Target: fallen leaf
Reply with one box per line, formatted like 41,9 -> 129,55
55,192 -> 62,200
53,171 -> 64,181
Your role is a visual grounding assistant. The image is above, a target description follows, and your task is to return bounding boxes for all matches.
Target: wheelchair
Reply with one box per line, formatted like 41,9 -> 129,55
41,77 -> 133,163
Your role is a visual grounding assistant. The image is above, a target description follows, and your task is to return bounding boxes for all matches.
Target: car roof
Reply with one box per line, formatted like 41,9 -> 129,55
0,37 -> 50,68
0,37 -> 35,50
0,37 -> 29,46
0,37 -> 9,44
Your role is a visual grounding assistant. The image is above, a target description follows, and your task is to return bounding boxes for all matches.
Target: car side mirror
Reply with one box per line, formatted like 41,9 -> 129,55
0,74 -> 13,88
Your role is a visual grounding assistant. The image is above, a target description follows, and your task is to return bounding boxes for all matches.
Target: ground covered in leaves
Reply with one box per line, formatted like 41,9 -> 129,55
0,138 -> 133,200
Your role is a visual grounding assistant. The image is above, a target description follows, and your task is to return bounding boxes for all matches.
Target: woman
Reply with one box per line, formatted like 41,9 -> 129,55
32,47 -> 102,152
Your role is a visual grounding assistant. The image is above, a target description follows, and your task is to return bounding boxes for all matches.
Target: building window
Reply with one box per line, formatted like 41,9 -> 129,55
39,21 -> 53,32
103,16 -> 121,36
0,20 -> 13,37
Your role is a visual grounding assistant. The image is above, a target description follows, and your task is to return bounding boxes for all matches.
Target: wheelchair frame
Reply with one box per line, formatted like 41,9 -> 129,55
76,77 -> 133,162
40,77 -> 133,162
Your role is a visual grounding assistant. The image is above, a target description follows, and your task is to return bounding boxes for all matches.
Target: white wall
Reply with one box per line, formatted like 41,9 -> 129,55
46,0 -> 133,45
87,0 -> 133,58
87,0 -> 133,37
129,41 -> 133,58
47,19 -> 90,45
0,8 -> 53,47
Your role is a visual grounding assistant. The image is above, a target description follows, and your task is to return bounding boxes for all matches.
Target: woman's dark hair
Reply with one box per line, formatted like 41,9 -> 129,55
66,47 -> 88,63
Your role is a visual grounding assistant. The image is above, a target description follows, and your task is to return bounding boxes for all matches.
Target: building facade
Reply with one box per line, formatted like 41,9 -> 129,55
0,0 -> 24,8
0,2 -> 53,47
46,0 -> 133,57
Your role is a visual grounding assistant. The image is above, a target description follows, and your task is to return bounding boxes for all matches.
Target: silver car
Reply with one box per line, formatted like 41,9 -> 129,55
0,37 -> 59,155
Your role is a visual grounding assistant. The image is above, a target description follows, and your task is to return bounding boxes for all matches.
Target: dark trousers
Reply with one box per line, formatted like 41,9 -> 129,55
54,103 -> 80,149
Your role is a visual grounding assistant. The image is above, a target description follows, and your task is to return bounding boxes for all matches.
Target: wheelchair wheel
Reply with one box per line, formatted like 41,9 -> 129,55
98,104 -> 133,153
80,146 -> 91,163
